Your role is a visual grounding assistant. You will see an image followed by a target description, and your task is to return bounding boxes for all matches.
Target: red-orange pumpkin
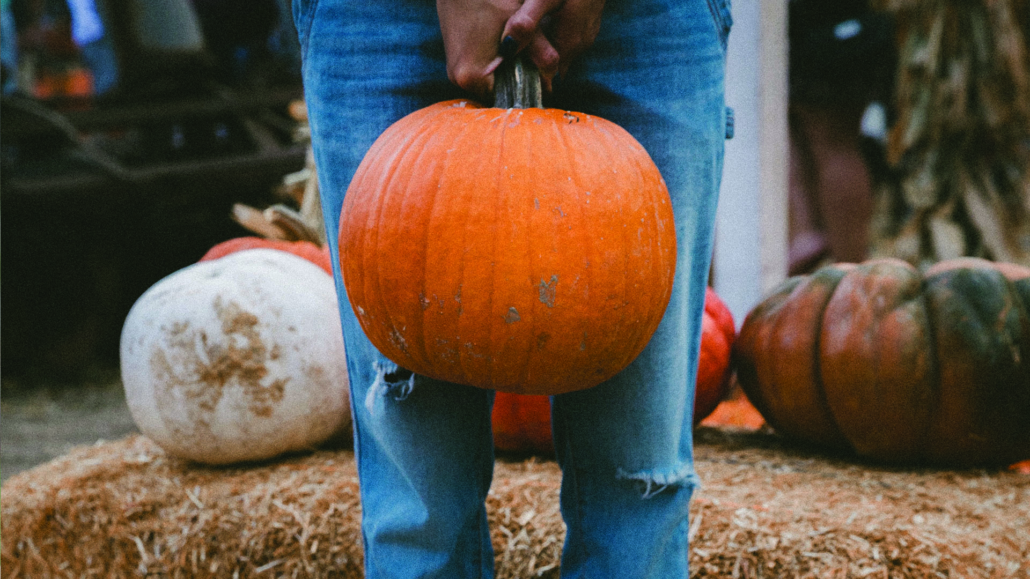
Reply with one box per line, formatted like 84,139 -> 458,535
201,237 -> 333,276
492,287 -> 736,454
492,391 -> 553,455
694,287 -> 736,424
338,99 -> 676,395
734,257 -> 1030,467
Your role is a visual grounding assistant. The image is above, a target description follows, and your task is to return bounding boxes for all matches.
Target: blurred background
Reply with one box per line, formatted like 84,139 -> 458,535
1,0 -> 307,380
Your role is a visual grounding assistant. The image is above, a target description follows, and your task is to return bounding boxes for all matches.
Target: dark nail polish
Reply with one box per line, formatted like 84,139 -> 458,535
500,36 -> 518,58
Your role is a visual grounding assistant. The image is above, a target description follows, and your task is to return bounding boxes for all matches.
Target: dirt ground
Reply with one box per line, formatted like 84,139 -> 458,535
0,374 -> 139,483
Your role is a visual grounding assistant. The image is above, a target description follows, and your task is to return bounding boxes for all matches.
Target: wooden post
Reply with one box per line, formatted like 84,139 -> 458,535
713,0 -> 790,327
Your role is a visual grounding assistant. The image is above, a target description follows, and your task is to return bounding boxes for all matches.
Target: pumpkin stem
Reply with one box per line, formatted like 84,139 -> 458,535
493,57 -> 543,109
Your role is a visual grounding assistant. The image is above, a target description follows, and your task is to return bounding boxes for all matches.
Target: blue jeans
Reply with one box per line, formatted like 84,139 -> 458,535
295,0 -> 730,576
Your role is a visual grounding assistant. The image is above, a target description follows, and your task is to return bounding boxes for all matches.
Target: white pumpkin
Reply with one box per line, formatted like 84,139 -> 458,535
120,249 -> 350,464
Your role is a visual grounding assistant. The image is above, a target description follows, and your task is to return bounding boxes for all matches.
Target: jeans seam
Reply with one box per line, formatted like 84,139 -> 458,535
554,404 -> 589,575
477,391 -> 495,579
704,0 -> 731,52
350,378 -> 375,576
295,0 -> 322,61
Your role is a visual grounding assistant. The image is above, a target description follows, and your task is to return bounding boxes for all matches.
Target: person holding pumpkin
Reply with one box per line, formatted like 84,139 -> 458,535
294,0 -> 731,576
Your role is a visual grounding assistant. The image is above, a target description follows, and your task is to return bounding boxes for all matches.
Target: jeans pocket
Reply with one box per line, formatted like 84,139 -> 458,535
292,0 -> 322,58
705,0 -> 733,52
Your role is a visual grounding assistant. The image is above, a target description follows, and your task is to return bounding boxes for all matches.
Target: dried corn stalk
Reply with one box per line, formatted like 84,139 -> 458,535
870,0 -> 1030,267
234,100 -> 326,245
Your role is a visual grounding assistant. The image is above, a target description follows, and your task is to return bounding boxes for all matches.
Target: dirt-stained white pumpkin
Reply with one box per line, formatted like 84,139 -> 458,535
120,249 -> 350,464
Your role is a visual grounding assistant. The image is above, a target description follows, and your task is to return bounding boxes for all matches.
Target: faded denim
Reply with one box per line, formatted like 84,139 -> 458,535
295,0 -> 730,576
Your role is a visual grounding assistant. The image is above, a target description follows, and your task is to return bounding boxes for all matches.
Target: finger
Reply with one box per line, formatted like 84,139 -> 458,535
541,0 -> 604,80
502,0 -> 564,51
449,55 -> 503,98
550,28 -> 583,80
438,0 -> 523,98
525,31 -> 560,82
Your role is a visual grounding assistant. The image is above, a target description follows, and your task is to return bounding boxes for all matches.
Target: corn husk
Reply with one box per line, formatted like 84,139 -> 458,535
870,0 -> 1030,267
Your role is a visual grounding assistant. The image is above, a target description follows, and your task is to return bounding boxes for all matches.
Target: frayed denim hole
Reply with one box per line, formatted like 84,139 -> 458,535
364,361 -> 416,415
385,368 -> 415,401
616,465 -> 701,500
638,480 -> 670,500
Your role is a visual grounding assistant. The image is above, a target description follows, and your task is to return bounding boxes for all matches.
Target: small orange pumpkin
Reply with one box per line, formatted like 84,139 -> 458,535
338,61 -> 676,395
201,237 -> 333,276
693,287 -> 736,424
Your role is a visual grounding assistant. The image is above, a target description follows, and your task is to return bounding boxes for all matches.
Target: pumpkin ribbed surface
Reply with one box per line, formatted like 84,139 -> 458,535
339,100 -> 676,394
734,257 -> 1030,467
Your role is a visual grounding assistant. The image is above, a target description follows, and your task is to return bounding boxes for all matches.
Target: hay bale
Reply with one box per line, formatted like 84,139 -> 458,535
0,435 -> 560,579
689,429 -> 1030,578
3,431 -> 1029,578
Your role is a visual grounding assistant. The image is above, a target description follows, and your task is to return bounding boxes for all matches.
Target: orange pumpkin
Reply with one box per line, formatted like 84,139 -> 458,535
492,391 -> 553,455
698,388 -> 767,431
201,237 -> 333,276
338,62 -> 676,395
492,288 -> 736,454
734,257 -> 1030,466
693,287 -> 736,424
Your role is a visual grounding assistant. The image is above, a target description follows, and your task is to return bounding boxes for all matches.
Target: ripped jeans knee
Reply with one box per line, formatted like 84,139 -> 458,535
617,463 -> 700,499
364,359 -> 416,414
